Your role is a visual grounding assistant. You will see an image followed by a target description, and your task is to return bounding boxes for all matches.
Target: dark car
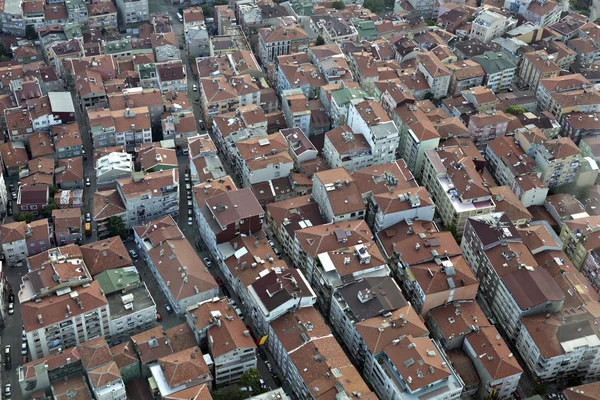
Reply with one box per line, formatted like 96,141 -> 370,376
4,356 -> 10,370
165,304 -> 173,314
199,121 -> 206,130
8,294 -> 14,303
215,276 -> 225,287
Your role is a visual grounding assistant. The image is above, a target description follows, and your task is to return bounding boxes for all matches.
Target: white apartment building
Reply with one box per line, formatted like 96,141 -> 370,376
312,168 -> 366,223
89,362 -> 127,400
347,101 -> 399,166
0,170 -> 7,219
421,146 -> 495,235
234,132 -> 294,187
96,152 -> 134,185
117,170 -> 179,228
246,269 -> 316,336
463,326 -> 522,400
1,221 -> 28,264
22,281 -> 110,360
504,0 -> 561,26
115,0 -> 148,25
417,52 -> 451,99
470,10 -> 517,44
485,136 -> 548,207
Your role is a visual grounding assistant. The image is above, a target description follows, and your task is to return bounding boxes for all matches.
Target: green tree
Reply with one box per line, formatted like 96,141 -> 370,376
178,6 -> 184,14
49,184 -> 59,198
424,19 -> 436,26
106,216 -> 127,239
240,368 -> 266,395
316,36 -> 325,46
42,199 -> 57,218
201,4 -> 213,17
467,15 -> 476,22
0,43 -> 12,59
363,0 -> 385,14
424,91 -> 435,101
212,385 -> 244,400
214,0 -> 228,5
14,212 -> 35,223
332,0 -> 346,9
505,105 -> 526,115
595,18 -> 600,25
25,25 -> 38,41
532,383 -> 548,397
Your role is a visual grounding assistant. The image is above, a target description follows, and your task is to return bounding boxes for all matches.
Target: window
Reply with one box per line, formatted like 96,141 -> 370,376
21,206 -> 28,210
30,205 -> 38,210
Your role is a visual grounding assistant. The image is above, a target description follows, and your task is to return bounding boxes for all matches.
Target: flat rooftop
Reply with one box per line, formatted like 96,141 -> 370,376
107,284 -> 155,320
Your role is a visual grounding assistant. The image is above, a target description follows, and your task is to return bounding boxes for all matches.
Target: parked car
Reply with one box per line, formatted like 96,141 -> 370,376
188,208 -> 193,216
21,342 -> 27,355
234,307 -> 243,319
192,84 -> 197,91
184,173 -> 190,181
165,304 -> 173,314
85,213 -> 91,222
11,192 -> 16,200
265,360 -> 273,372
8,294 -> 14,303
199,120 -> 206,130
85,177 -> 91,186
203,257 -> 213,267
7,205 -> 12,216
188,217 -> 193,226
4,383 -> 10,398
129,249 -> 138,259
8,303 -> 14,315
215,276 -> 225,287
156,312 -> 162,322
187,192 -> 192,200
187,200 -> 193,207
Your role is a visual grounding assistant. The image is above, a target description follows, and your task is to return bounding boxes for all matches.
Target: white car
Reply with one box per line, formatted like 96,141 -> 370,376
4,383 -> 10,398
203,257 -> 213,267
188,217 -> 193,226
21,342 -> 27,355
85,177 -> 91,186
192,84 -> 197,91
8,303 -> 14,315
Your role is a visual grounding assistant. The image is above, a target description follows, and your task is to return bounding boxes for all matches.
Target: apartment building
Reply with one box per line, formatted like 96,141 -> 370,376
199,75 -> 261,126
95,267 -> 157,344
393,103 -> 441,178
195,186 -> 264,260
536,73 -> 591,113
96,152 -> 134,185
470,9 -> 517,44
150,347 -> 212,398
134,216 -> 218,315
52,208 -> 83,245
116,170 -> 179,228
485,136 -> 547,207
547,88 -> 600,122
156,61 -> 187,93
446,60 -> 486,96
246,268 -> 316,336
560,216 -> 600,271
22,280 -> 110,360
87,106 -> 152,150
518,135 -> 582,188
515,250 -> 600,382
115,0 -> 149,25
277,60 -> 325,100
312,168 -> 366,223
211,105 -> 268,162
376,219 -> 478,314
472,52 -> 518,93
17,347 -> 84,397
187,134 -> 224,184
292,219 -> 374,284
463,326 -> 523,399
1,220 -> 52,265
281,89 -> 311,135
186,299 -> 257,387
327,276 -> 462,400
257,25 -> 310,64
267,306 -> 374,399
506,0 -> 561,26
417,52 -> 451,99
461,214 -> 564,340
347,100 -> 399,166
420,145 -> 495,235
234,132 -> 294,187
467,111 -> 513,147
266,194 -> 324,262
519,51 -> 561,92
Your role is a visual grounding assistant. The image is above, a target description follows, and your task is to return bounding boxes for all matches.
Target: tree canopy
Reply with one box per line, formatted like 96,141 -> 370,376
106,216 -> 127,239
316,36 -> 325,46
14,212 -> 35,223
332,1 -> 346,9
363,0 -> 385,14
505,105 -> 525,115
